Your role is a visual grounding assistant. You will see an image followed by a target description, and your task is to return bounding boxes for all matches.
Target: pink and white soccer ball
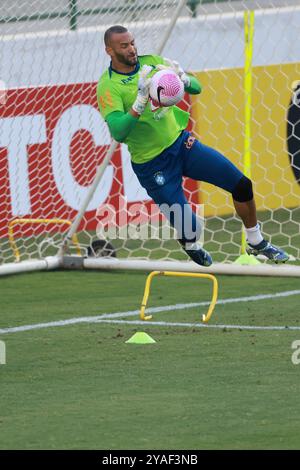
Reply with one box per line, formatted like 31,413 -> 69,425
149,69 -> 184,107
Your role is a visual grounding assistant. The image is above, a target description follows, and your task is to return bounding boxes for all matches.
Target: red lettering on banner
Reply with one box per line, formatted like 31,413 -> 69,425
0,83 -> 198,238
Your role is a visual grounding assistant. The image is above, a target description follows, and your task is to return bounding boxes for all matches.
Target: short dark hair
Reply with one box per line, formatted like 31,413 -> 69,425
104,25 -> 128,46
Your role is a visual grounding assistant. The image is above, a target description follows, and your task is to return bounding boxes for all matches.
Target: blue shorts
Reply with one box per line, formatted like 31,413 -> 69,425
131,131 -> 244,243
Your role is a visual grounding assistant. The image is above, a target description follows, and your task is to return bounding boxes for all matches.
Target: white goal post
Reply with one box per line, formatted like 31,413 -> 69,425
0,0 -> 299,277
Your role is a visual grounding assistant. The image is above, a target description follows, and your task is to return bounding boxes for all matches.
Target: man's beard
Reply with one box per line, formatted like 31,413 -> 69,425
116,51 -> 138,66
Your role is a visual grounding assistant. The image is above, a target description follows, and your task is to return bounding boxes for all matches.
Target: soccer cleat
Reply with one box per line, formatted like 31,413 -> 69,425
182,242 -> 213,267
246,239 -> 289,264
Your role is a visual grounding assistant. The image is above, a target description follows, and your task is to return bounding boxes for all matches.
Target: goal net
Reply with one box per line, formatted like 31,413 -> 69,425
0,0 -> 299,276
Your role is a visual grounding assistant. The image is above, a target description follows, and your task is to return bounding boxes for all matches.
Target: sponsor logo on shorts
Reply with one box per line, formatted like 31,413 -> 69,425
185,135 -> 196,150
154,171 -> 165,186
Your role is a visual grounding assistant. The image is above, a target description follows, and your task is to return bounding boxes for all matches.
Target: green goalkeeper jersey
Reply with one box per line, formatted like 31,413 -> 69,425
97,54 -> 190,164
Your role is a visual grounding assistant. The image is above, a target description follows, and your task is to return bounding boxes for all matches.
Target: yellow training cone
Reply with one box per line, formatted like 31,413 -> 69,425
125,332 -> 156,344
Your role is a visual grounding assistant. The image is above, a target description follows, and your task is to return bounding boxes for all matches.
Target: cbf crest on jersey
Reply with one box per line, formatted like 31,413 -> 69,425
154,171 -> 165,186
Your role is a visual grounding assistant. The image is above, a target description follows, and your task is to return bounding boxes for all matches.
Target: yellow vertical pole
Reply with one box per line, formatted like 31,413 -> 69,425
235,10 -> 259,265
241,10 -> 255,254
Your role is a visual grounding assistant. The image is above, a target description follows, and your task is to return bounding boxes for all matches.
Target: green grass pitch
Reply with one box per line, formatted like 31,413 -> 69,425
1,270 -> 300,449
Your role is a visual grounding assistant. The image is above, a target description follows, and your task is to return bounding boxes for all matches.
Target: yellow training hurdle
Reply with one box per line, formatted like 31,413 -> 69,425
8,218 -> 81,262
140,271 -> 218,323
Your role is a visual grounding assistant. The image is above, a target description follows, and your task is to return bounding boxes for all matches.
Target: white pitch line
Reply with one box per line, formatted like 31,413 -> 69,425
96,319 -> 300,331
0,289 -> 300,335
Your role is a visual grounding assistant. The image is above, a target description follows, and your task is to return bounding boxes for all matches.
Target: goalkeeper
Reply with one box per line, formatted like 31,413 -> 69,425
97,25 -> 289,266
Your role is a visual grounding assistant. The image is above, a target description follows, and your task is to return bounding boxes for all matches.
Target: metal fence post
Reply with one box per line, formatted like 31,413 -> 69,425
69,0 -> 78,30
